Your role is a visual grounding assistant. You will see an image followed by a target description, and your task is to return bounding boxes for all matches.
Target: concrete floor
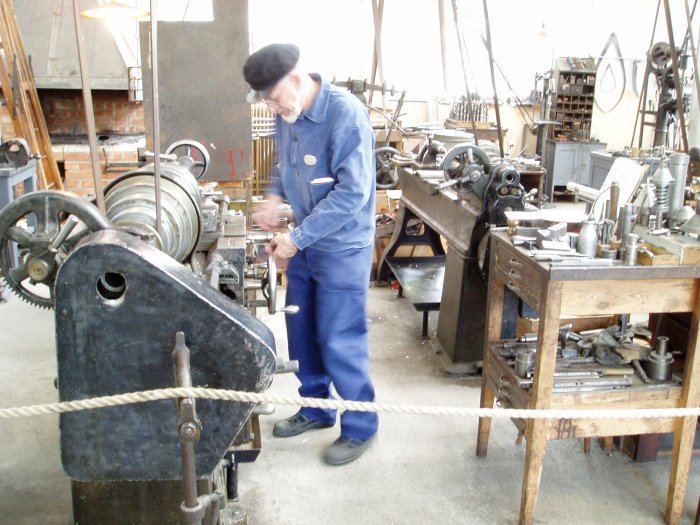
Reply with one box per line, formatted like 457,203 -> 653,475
0,280 -> 699,524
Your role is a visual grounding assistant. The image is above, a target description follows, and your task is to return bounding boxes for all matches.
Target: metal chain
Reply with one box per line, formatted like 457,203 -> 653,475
1,387 -> 699,421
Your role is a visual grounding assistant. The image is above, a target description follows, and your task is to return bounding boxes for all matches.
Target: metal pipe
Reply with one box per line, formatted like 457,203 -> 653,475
150,0 -> 163,236
71,0 -> 105,213
450,0 -> 479,145
609,182 -> 620,223
368,0 -> 385,107
683,0 -> 700,123
663,0 -> 689,151
668,153 -> 689,217
481,0 -> 504,157
438,0 -> 448,92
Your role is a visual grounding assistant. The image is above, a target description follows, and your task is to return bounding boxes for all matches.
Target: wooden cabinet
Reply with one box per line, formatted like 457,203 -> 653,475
544,140 -> 607,199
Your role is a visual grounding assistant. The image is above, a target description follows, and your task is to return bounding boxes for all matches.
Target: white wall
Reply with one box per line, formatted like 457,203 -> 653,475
248,0 -> 698,154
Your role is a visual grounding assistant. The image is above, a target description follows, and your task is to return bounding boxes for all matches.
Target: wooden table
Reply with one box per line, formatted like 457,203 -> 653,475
477,232 -> 700,525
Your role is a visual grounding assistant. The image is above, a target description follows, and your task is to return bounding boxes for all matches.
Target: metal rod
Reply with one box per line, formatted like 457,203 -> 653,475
172,333 -> 199,512
71,0 -> 105,213
180,433 -> 198,510
438,0 -> 448,92
663,0 -> 689,151
683,0 -> 700,114
450,0 -> 479,145
368,0 -> 384,107
481,0 -> 504,157
631,0 -> 661,149
150,0 -> 163,236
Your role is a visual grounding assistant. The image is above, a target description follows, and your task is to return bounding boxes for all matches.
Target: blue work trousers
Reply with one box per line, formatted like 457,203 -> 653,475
285,244 -> 378,441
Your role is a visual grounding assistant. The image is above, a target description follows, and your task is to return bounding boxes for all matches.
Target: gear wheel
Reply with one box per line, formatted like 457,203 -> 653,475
0,191 -> 111,308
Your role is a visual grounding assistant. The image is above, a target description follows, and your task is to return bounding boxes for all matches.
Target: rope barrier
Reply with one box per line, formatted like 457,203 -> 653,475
1,387 -> 699,421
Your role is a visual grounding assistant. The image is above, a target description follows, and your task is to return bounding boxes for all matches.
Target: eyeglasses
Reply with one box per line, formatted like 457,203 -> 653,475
261,76 -> 289,109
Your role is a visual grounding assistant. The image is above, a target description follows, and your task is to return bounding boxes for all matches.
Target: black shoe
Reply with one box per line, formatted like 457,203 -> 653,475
272,413 -> 334,438
323,436 -> 373,465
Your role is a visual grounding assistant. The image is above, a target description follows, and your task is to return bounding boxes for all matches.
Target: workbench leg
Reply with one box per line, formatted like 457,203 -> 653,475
665,283 -> 700,525
421,311 -> 429,340
477,245 -> 506,458
665,416 -> 699,525
476,382 -> 495,458
519,283 -> 563,525
520,423 -> 547,525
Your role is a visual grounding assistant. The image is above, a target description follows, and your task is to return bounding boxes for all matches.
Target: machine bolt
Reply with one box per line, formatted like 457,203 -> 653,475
180,422 -> 201,441
27,259 -> 51,281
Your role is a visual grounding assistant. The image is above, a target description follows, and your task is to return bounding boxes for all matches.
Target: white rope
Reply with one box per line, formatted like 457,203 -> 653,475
0,387 -> 699,420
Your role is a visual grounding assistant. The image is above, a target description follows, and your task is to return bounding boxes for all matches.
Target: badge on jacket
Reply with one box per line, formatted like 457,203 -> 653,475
304,154 -> 317,166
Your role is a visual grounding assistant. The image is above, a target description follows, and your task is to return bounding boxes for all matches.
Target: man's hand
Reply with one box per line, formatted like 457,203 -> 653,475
253,195 -> 284,231
269,232 -> 298,259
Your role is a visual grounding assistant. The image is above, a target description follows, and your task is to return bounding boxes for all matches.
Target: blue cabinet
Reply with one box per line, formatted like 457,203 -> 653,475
544,140 -> 607,200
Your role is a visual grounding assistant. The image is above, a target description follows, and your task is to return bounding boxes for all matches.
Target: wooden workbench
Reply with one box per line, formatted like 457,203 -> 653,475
477,232 -> 700,525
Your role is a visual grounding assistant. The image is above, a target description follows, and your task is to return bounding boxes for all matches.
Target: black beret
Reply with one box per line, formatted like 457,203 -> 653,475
243,43 -> 300,102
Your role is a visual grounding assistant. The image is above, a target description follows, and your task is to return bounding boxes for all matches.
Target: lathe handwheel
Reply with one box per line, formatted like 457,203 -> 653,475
440,143 -> 492,183
262,254 -> 277,315
165,139 -> 210,180
374,146 -> 400,190
0,190 -> 111,308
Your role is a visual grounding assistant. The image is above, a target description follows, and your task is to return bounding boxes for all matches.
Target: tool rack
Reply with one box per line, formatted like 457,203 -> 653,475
550,57 -> 597,140
477,232 -> 700,525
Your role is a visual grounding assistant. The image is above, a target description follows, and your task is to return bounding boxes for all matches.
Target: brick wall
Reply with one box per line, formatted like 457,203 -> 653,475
55,145 -> 142,198
0,89 -> 146,196
0,89 -> 145,140
39,89 -> 145,136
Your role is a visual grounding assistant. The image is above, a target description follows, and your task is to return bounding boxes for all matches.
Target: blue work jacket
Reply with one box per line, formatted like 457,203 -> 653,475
267,74 -> 376,252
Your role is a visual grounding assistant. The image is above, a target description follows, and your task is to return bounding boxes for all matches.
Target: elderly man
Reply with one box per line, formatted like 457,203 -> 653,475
243,43 -> 378,465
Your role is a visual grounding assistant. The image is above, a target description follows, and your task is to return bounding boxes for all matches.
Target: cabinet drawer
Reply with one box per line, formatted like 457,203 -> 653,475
493,241 -> 544,312
485,345 -> 530,410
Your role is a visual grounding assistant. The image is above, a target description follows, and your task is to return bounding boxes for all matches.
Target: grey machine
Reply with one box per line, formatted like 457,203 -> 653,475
0,141 -> 293,524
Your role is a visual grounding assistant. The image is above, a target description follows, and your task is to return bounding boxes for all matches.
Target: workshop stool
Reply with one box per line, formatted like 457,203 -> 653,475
0,160 -> 38,268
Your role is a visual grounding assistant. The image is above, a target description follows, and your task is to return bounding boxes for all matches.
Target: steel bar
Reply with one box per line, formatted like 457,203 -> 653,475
172,333 -> 199,512
631,0 -> 661,149
71,0 -> 105,212
150,0 -> 163,235
438,0 -> 448,92
683,0 -> 700,115
663,0 -> 689,151
368,0 -> 385,107
450,0 -> 479,144
481,0 -> 505,157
